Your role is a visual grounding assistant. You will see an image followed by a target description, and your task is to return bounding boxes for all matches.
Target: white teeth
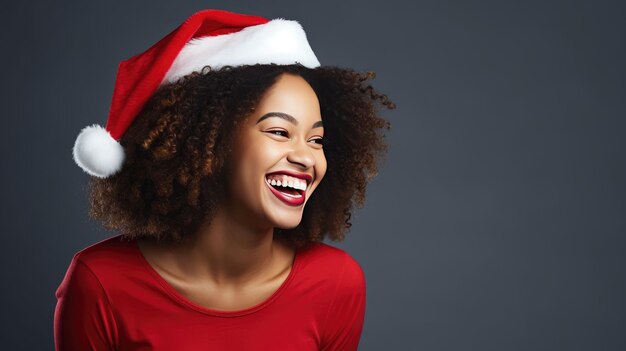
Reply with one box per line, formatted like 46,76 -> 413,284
264,177 -> 303,198
265,175 -> 307,191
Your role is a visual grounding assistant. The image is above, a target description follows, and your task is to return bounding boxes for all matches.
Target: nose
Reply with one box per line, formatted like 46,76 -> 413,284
286,138 -> 316,169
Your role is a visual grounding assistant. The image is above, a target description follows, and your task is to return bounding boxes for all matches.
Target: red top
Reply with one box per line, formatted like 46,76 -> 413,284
54,234 -> 366,351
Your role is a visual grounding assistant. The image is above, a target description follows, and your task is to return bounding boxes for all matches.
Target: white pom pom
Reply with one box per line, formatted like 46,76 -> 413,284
72,124 -> 125,178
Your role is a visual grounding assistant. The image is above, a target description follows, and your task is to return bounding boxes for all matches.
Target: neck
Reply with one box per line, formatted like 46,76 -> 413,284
154,205 -> 281,287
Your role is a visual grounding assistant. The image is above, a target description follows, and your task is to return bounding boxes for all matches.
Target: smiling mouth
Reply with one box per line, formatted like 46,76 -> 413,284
264,178 -> 306,206
265,178 -> 303,196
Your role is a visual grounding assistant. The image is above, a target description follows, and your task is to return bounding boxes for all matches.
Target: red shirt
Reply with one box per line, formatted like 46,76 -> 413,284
54,234 -> 366,350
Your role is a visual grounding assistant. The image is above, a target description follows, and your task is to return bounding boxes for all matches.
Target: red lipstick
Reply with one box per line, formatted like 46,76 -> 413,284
265,177 -> 306,206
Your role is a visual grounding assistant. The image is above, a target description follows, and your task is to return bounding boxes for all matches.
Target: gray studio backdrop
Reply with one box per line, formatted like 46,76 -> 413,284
2,0 -> 625,350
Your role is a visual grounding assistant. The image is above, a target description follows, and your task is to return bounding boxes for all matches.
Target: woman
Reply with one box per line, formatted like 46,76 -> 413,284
55,9 -> 394,351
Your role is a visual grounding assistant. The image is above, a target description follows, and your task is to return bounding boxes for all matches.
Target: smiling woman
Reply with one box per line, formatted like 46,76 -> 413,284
89,63 -> 394,250
56,8 -> 395,351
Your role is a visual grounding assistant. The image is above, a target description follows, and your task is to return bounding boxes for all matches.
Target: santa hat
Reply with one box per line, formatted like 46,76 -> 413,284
72,9 -> 320,178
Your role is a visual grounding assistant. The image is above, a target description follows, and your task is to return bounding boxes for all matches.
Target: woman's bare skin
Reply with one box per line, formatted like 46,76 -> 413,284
136,236 -> 295,311
134,73 -> 323,311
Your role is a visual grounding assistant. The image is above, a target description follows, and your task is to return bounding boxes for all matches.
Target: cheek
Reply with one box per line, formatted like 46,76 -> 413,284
316,153 -> 328,181
233,143 -> 282,181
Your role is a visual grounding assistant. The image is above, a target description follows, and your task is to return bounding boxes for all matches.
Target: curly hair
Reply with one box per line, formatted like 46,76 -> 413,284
87,63 -> 395,250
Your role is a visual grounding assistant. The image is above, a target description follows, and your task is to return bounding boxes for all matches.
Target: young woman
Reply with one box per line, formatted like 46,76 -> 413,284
55,9 -> 394,351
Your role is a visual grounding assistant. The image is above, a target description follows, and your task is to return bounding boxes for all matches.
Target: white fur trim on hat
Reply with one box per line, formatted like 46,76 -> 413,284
72,124 -> 125,178
162,18 -> 320,84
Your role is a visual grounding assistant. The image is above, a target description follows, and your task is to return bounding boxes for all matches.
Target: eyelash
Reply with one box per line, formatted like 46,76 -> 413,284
267,130 -> 324,145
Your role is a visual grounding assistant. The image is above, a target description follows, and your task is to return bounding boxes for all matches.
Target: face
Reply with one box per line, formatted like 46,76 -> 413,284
224,73 -> 327,230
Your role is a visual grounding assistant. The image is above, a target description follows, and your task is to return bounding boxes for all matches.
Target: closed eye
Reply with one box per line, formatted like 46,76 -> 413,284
266,130 -> 324,147
267,130 -> 288,137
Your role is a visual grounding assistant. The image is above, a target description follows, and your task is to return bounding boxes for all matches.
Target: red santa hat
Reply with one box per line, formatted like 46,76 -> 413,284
72,9 -> 320,178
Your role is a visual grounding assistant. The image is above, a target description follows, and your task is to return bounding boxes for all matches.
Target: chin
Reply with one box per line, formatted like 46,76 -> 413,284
275,219 -> 303,230
269,213 -> 304,230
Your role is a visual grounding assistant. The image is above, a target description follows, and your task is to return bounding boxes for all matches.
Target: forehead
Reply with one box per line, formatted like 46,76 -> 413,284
252,73 -> 321,123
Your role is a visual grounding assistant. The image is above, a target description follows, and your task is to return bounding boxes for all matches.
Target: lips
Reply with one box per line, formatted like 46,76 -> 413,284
265,177 -> 306,206
264,170 -> 313,207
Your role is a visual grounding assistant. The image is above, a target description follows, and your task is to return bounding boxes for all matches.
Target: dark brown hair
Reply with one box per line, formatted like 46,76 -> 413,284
87,63 -> 395,250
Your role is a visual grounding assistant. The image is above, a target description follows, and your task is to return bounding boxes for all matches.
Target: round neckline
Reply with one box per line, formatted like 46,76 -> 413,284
132,238 -> 301,318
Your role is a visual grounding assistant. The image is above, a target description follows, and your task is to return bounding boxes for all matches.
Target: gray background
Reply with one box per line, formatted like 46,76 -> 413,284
2,0 -> 625,350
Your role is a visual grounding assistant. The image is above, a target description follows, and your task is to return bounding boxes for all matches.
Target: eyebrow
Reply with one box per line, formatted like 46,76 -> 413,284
256,112 -> 323,129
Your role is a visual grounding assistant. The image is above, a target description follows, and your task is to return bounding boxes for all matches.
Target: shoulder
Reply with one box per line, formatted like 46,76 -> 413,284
55,237 -> 122,349
72,234 -> 136,270
298,242 -> 366,290
300,241 -> 359,263
311,244 -> 367,349
56,234 -> 137,296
